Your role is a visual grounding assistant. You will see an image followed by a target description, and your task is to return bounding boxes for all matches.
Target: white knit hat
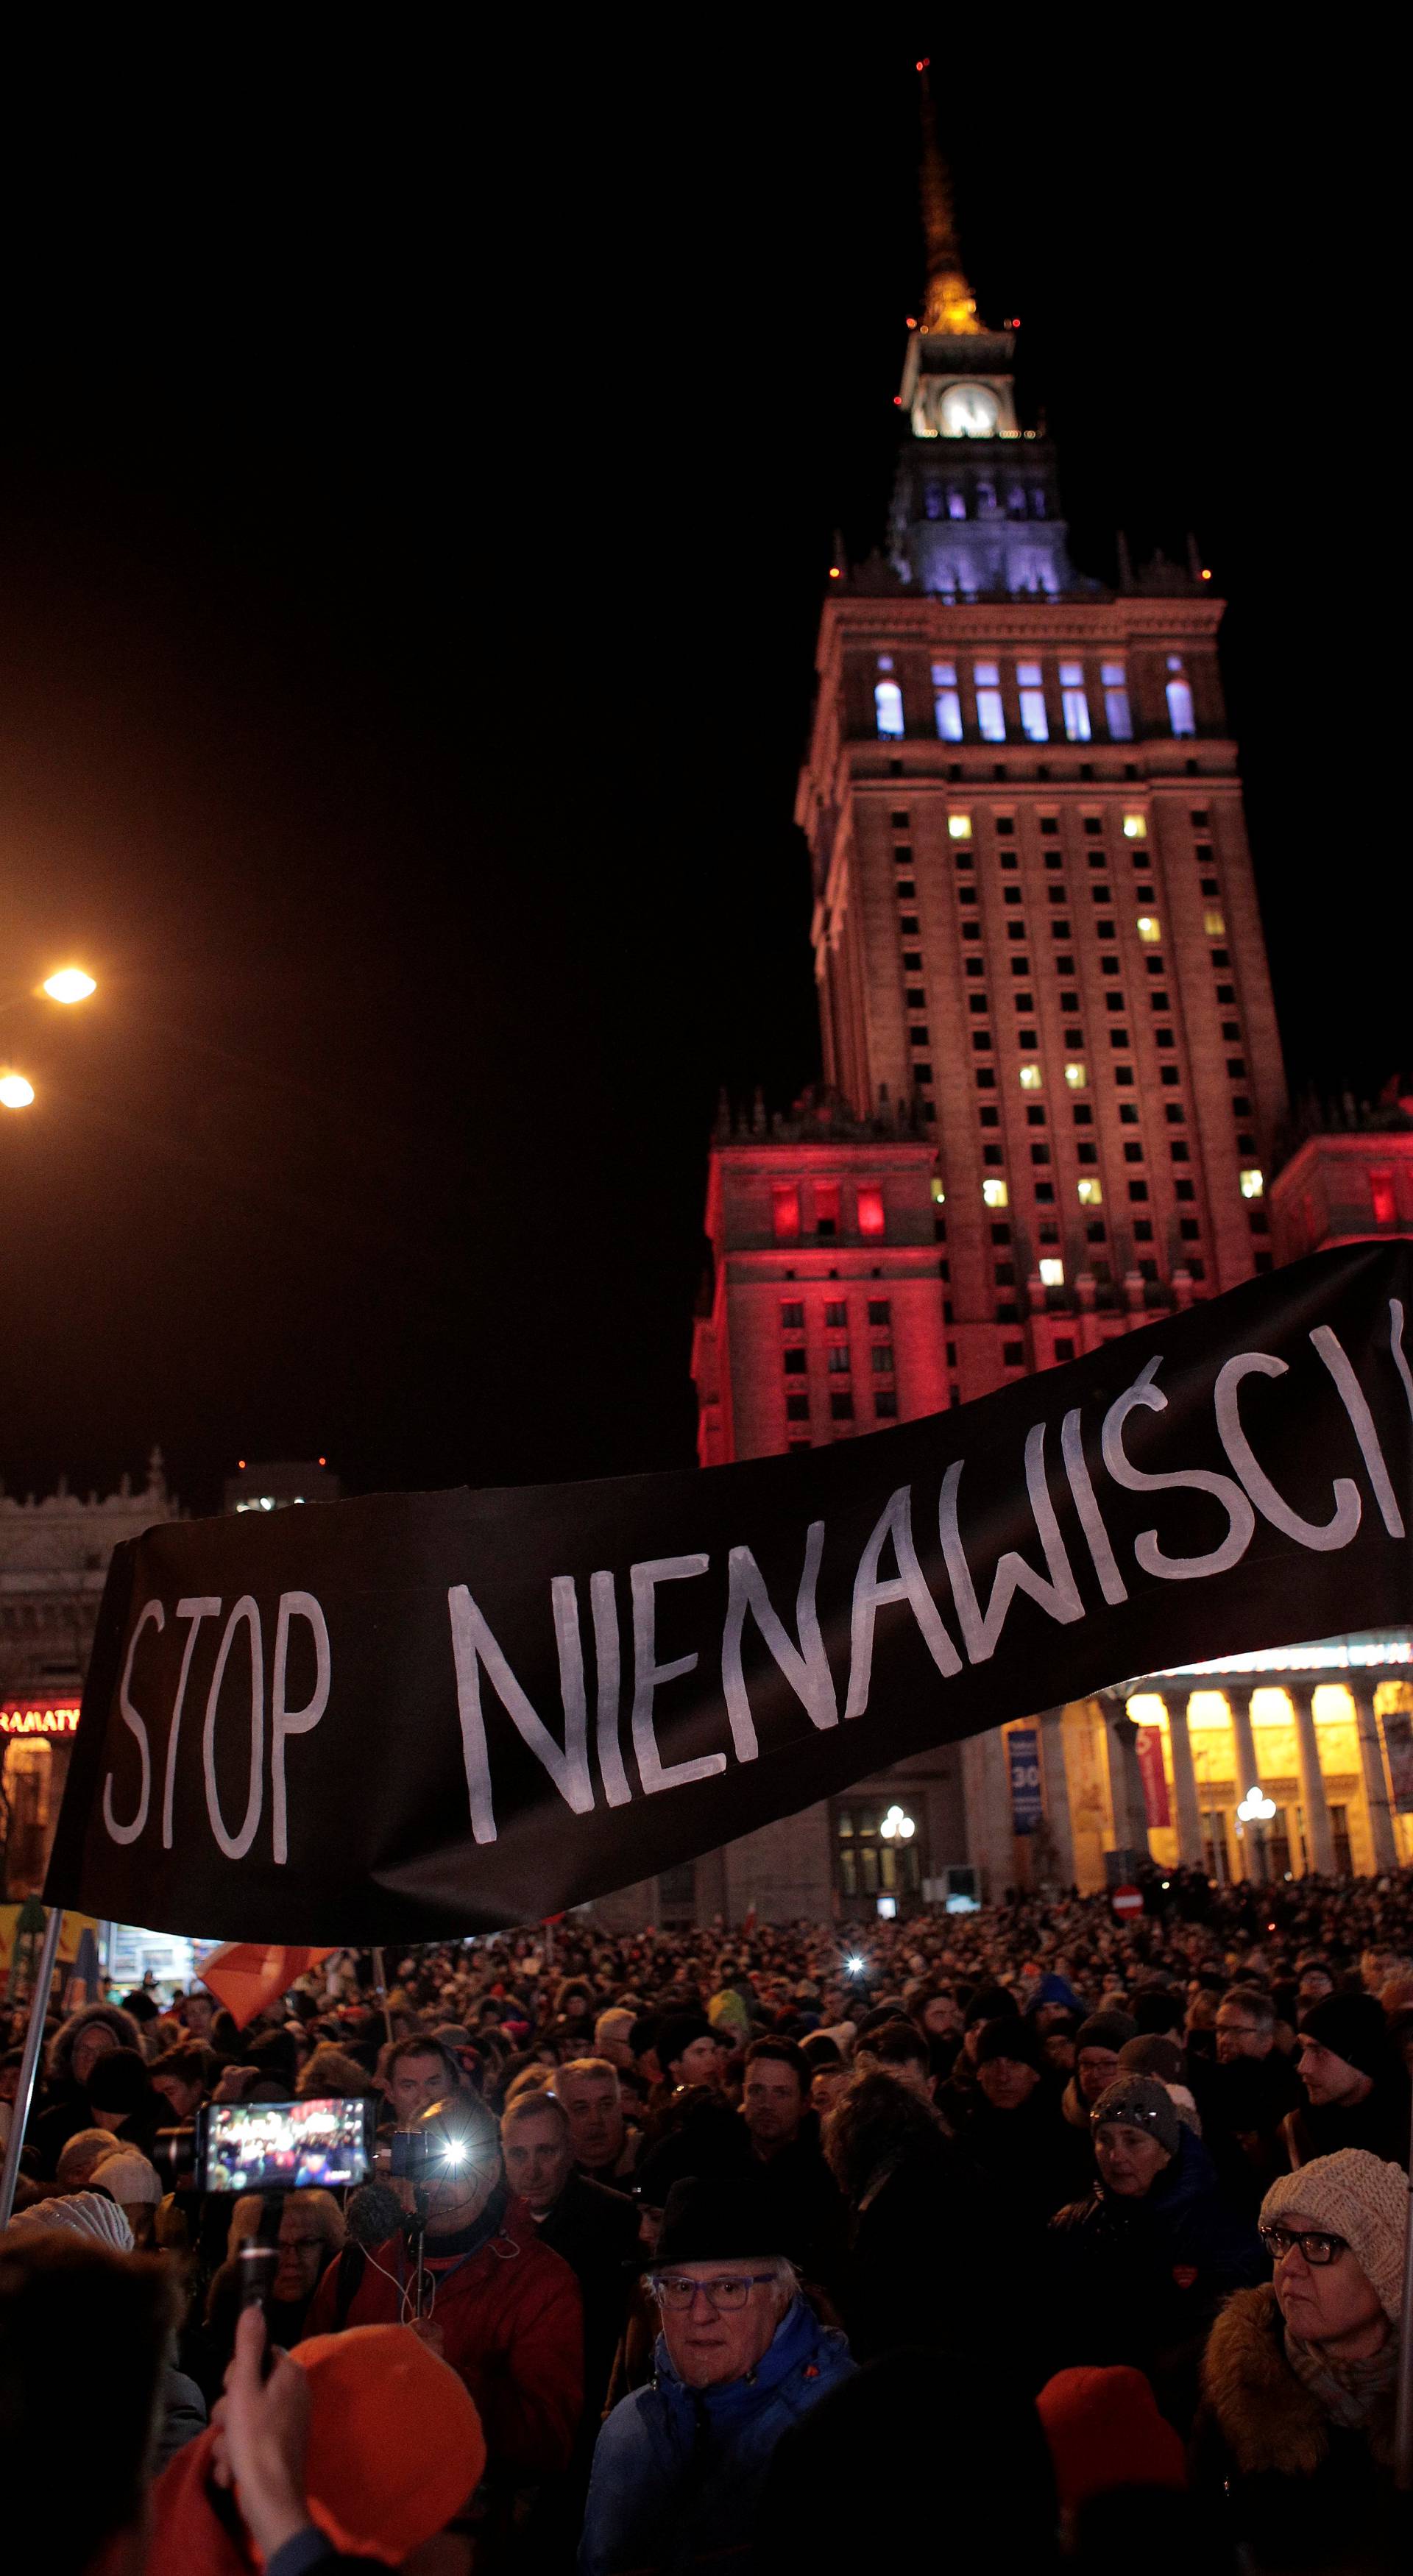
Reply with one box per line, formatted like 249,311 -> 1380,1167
90,2151 -> 162,2205
4,2190 -> 135,2252
1262,2151 -> 1409,2321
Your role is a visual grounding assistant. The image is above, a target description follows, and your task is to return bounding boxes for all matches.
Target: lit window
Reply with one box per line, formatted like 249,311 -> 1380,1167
857,1186 -> 885,1237
1064,1061 -> 1087,1089
1204,907 -> 1226,937
982,1178 -> 1009,1208
948,813 -> 973,840
1059,661 -> 1091,741
1239,1168 -> 1264,1200
932,660 -> 963,740
1371,1170 -> 1397,1225
974,660 -> 1006,742
1077,1178 -> 1103,1206
929,1176 -> 946,1203
772,1186 -> 800,1239
874,679 -> 904,739
1136,914 -> 1161,943
1038,1257 -> 1065,1287
1165,655 -> 1196,736
1016,661 -> 1049,742
1019,1064 -> 1042,1091
1101,659 -> 1133,740
1122,813 -> 1147,840
877,654 -> 894,669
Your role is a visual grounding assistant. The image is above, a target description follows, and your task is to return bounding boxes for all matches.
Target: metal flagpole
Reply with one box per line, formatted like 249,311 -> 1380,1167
1395,2077 -> 1413,2488
0,1906 -> 64,2230
371,1947 -> 393,2045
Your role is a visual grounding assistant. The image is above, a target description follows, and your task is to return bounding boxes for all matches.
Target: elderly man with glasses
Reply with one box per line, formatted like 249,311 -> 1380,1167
579,2171 -> 853,2576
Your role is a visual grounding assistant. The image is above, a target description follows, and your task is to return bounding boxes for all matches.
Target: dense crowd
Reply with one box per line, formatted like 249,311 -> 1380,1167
8,1866 -> 1413,2572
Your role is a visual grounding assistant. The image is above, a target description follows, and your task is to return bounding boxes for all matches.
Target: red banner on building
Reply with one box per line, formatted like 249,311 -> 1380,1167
1134,1721 -> 1172,1830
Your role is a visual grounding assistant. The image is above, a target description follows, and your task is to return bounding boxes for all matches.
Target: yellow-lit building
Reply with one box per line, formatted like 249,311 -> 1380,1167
971,1631 -> 1413,1896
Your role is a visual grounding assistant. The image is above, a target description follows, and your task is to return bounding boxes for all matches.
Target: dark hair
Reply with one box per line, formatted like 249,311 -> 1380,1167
378,2032 -> 465,2092
743,2038 -> 810,2093
825,2072 -> 941,2201
150,2042 -> 213,2092
859,2022 -> 929,2070
800,2032 -> 844,2070
0,2238 -> 175,2573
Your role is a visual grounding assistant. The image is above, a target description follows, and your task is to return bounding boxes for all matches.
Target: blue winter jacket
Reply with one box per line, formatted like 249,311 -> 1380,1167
578,2296 -> 854,2576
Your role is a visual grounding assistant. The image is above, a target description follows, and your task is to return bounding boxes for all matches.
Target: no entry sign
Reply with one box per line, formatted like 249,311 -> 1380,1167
1111,1885 -> 1144,1917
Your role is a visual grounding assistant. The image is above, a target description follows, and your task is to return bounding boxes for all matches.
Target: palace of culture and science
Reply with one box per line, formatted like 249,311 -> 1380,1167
604,80 -> 1413,1928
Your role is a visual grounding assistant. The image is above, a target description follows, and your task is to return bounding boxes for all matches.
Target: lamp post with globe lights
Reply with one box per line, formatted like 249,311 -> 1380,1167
0,969 -> 99,1108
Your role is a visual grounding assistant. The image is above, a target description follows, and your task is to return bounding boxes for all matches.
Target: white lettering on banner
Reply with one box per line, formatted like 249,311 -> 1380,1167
1060,1407 -> 1129,1604
102,1599 -> 164,1846
272,1593 -> 332,1863
940,1421 -> 1085,1663
1215,1351 -> 1362,1551
1102,1357 -> 1255,1579
203,1597 -> 265,1861
447,1583 -> 595,1844
1312,1326 -> 1406,1538
589,1571 -> 632,1808
721,1521 -> 837,1761
163,1598 -> 222,1848
630,1555 -> 725,1793
845,1487 -> 961,1720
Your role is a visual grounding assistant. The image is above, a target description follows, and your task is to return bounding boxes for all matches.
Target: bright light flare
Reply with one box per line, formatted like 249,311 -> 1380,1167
845,1955 -> 865,1976
0,1073 -> 35,1109
43,969 -> 96,1005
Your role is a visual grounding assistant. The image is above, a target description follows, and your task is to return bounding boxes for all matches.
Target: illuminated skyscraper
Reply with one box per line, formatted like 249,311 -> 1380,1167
606,82 -> 1349,1933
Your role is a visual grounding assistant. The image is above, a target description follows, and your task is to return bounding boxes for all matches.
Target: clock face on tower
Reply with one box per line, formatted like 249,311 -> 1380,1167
938,381 -> 999,438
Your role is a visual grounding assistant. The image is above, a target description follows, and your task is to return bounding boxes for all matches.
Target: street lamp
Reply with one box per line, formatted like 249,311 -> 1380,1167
42,969 -> 97,1005
0,969 -> 98,1108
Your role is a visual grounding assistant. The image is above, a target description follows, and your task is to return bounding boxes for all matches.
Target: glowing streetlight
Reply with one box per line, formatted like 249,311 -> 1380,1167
0,1074 -> 36,1110
42,969 -> 96,1005
879,1802 -> 916,1841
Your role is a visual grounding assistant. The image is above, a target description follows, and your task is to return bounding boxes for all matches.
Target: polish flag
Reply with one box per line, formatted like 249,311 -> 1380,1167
199,1944 -> 336,2029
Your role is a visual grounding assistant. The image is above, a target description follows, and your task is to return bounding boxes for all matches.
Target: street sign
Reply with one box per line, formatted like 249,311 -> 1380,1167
1111,1884 -> 1144,1917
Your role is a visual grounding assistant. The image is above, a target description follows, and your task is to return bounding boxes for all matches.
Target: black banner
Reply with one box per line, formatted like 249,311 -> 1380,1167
44,1244 -> 1413,1940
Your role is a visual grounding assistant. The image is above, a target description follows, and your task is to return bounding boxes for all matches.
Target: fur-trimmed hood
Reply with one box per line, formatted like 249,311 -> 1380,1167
1202,2285 -> 1395,2478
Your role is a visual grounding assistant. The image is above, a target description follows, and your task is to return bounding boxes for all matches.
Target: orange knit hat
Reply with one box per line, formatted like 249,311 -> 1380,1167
148,2324 -> 485,2574
1036,2365 -> 1186,2513
295,2326 -> 486,2561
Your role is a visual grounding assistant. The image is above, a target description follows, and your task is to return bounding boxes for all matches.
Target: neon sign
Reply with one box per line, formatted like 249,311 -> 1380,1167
1,1702 -> 80,1738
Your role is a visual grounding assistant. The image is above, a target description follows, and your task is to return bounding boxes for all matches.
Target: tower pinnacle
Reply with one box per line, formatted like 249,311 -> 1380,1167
916,59 -> 982,336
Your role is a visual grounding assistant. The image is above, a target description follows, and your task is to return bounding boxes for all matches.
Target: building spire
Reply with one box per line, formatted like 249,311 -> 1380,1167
916,59 -> 982,336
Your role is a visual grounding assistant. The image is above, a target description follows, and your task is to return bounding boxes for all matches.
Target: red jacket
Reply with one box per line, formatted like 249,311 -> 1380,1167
305,2198 -> 583,2480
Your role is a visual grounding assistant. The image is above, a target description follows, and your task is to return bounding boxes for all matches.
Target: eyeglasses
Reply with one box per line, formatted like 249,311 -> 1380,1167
650,2273 -> 778,2312
1259,2225 -> 1349,2266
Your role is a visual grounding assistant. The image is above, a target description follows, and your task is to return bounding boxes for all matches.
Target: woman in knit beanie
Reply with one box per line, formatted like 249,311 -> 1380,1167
1197,2148 -> 1409,2570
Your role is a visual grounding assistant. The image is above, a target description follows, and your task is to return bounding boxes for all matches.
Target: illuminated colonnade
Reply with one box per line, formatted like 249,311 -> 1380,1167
1121,1652 -> 1413,1884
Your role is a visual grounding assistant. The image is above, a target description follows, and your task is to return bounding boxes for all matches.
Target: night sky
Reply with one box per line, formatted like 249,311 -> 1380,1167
0,40 -> 1393,1513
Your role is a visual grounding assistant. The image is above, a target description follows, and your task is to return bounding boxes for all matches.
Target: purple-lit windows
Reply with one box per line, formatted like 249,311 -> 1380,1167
1166,655 -> 1196,737
974,662 -> 1006,742
1017,661 -> 1049,742
1102,661 -> 1133,740
932,661 -> 963,740
874,678 -> 904,738
947,489 -> 966,520
1059,662 -> 1091,741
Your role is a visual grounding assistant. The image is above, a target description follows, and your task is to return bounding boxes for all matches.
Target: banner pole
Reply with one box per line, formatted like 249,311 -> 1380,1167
0,1906 -> 64,2230
1396,2077 -> 1413,2488
371,1947 -> 393,2045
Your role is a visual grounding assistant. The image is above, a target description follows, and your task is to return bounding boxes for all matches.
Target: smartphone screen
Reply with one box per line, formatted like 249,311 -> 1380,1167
197,2095 -> 374,2194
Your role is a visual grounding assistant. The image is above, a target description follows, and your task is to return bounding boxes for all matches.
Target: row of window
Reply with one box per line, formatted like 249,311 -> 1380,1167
874,655 -> 1197,746
779,1298 -> 892,1328
786,1390 -> 899,1437
884,806 -> 1218,844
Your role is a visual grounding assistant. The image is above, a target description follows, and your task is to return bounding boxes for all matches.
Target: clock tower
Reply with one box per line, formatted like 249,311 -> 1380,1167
892,71 -> 1080,601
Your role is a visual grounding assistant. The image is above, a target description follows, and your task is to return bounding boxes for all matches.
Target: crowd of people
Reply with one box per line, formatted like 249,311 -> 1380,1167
7,1864 -> 1413,2571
